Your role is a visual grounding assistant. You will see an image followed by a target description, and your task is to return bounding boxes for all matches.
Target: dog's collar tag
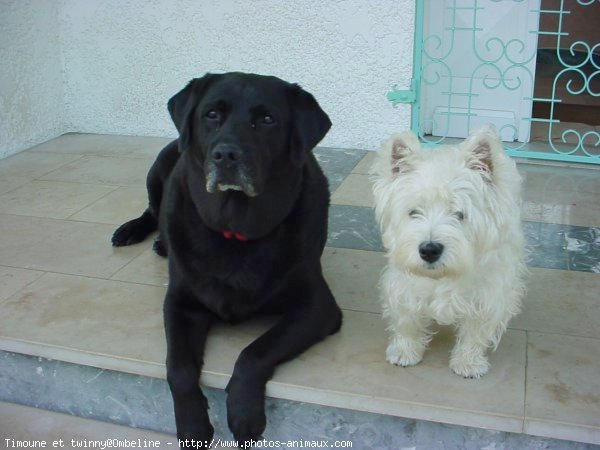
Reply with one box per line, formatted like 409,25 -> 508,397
222,230 -> 248,241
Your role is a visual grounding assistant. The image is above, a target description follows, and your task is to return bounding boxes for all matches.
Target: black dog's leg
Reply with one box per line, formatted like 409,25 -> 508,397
226,275 -> 342,446
164,288 -> 215,445
111,171 -> 162,248
111,141 -> 179,251
112,166 -> 162,247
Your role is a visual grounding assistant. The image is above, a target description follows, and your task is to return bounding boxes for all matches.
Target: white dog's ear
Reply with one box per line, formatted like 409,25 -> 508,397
388,132 -> 420,175
463,125 -> 501,181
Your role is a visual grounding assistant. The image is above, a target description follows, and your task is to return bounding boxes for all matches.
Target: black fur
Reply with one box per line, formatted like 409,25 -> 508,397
111,72 -> 342,446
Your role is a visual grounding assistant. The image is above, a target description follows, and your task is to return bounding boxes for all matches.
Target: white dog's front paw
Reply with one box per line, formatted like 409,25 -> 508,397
449,353 -> 490,378
386,337 -> 424,367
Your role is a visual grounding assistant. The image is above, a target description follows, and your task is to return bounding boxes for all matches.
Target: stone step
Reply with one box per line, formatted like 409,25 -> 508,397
1,351 -> 594,450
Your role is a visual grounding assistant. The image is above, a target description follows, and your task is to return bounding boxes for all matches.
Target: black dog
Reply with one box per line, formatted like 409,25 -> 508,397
112,72 -> 342,446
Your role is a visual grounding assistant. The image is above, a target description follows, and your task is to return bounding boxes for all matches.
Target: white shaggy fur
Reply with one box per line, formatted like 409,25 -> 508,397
370,125 -> 527,378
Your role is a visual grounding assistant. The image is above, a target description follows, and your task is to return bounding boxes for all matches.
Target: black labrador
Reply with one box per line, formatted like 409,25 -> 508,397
112,72 -> 342,446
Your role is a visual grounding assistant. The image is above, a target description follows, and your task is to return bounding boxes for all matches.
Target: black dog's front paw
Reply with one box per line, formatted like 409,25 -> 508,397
172,391 -> 214,448
153,237 -> 168,257
226,380 -> 266,448
112,220 -> 144,246
176,411 -> 214,449
111,211 -> 157,247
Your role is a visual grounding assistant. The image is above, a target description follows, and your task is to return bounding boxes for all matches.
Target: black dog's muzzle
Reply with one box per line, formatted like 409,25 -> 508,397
205,143 -> 258,197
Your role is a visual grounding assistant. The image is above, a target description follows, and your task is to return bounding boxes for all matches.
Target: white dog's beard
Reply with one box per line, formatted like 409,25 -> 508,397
408,262 -> 448,279
384,226 -> 475,280
397,250 -> 471,279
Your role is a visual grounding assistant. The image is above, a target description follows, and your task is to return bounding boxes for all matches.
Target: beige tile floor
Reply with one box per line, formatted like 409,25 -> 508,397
0,134 -> 598,444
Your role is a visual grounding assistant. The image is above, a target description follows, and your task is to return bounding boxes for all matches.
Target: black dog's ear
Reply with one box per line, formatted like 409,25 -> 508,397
289,84 -> 332,167
168,73 -> 215,153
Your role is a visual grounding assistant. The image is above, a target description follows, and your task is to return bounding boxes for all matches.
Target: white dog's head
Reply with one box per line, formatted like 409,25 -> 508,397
371,125 -> 522,279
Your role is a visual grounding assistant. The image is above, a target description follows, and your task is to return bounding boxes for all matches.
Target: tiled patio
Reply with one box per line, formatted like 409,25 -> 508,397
0,134 -> 598,446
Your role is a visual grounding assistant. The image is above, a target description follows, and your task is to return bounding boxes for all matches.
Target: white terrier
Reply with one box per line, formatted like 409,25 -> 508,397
370,125 -> 526,378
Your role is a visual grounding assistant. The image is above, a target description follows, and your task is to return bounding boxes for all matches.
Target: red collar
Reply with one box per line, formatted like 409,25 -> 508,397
221,230 -> 248,241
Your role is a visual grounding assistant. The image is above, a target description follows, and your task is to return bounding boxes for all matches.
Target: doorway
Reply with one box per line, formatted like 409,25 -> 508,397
406,0 -> 599,164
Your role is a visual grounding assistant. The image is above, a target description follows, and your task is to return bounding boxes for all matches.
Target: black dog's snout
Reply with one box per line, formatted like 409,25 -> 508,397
419,242 -> 444,263
211,144 -> 242,164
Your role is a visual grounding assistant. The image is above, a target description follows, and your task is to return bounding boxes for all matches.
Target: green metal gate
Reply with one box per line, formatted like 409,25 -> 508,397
389,0 -> 599,164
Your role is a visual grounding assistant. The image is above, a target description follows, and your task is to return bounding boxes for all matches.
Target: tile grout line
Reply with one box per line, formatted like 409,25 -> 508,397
0,263 -> 164,290
35,178 -> 147,188
0,211 -> 138,228
65,184 -> 122,221
507,326 -> 600,341
107,246 -> 164,284
26,149 -> 160,161
0,178 -> 37,197
0,269 -> 47,309
29,154 -> 87,181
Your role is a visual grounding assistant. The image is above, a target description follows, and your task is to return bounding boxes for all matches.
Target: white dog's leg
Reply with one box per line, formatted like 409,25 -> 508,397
385,307 -> 432,367
449,319 -> 492,378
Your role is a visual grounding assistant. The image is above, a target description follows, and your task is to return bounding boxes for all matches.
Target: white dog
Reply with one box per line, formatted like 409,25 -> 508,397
370,125 -> 526,378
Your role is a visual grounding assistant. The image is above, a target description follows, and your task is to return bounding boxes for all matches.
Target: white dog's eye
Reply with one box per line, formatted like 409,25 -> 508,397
454,211 -> 465,221
409,209 -> 420,218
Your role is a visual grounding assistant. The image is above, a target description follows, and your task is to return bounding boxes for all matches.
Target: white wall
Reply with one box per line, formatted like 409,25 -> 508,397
0,0 -> 64,158
2,0 -> 415,156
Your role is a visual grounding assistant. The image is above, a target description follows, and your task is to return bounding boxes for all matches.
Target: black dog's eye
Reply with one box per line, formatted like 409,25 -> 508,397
205,109 -> 220,120
251,113 -> 275,129
454,211 -> 465,221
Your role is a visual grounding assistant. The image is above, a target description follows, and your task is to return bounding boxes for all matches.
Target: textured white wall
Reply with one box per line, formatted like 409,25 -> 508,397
0,0 -> 64,158
2,0 -> 414,156
60,0 -> 415,150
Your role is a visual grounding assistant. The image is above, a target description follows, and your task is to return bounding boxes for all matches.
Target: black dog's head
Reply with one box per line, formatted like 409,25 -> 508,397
168,72 -> 331,197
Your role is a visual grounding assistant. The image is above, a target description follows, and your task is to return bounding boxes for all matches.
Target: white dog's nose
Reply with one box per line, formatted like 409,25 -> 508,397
419,242 -> 444,263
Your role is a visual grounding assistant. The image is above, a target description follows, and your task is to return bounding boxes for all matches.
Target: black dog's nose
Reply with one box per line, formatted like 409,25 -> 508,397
419,242 -> 444,263
211,144 -> 242,164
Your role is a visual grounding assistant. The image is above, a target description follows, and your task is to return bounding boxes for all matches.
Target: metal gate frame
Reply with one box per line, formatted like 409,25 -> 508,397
388,0 -> 599,165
